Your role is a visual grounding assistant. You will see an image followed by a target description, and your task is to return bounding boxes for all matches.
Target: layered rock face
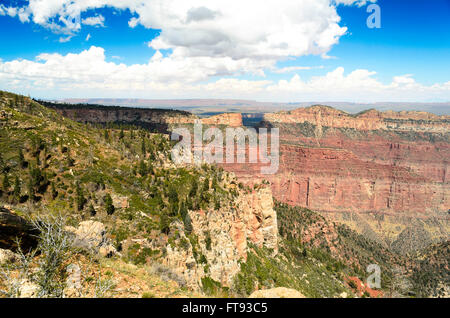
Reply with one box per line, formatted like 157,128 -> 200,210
201,113 -> 243,127
159,184 -> 278,289
50,105 -> 243,129
264,106 -> 450,133
53,107 -> 196,125
226,106 -> 449,222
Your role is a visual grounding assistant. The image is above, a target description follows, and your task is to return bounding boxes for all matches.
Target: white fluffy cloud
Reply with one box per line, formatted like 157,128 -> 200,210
0,46 -> 448,102
82,14 -> 105,27
0,0 -> 377,87
4,0 -> 362,69
2,0 -> 447,102
266,67 -> 450,102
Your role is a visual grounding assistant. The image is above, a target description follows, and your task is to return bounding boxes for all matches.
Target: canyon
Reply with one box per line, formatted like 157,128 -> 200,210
43,100 -> 449,245
224,106 -> 449,245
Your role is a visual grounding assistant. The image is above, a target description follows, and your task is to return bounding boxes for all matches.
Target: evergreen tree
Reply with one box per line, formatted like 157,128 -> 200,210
88,203 -> 96,216
75,183 -> 86,211
179,201 -> 188,220
138,160 -> 147,176
183,213 -> 193,234
202,178 -> 210,192
160,212 -> 170,234
168,186 -> 178,204
104,193 -> 115,215
27,178 -> 34,200
0,154 -> 4,173
119,129 -> 125,140
51,182 -> 58,200
13,176 -> 21,199
214,198 -> 220,210
2,173 -> 10,192
189,179 -> 198,197
18,149 -> 25,168
141,139 -> 146,155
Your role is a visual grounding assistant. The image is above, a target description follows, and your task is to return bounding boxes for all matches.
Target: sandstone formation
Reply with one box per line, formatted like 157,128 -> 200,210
47,103 -> 243,131
263,106 -> 450,133
54,106 -> 196,125
0,248 -> 19,265
158,184 -> 278,290
223,105 -> 449,245
227,106 -> 449,217
201,113 -> 243,127
66,221 -> 117,257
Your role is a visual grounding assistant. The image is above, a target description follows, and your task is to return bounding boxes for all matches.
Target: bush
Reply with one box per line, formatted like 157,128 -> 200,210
0,214 -> 74,298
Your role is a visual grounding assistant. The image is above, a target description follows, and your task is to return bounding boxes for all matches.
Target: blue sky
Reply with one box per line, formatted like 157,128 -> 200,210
0,0 -> 449,102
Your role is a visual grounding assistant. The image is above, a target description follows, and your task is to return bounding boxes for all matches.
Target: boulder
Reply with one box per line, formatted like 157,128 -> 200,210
67,221 -> 117,257
0,248 -> 19,265
0,207 -> 40,252
249,287 -> 306,298
18,280 -> 39,298
64,264 -> 82,298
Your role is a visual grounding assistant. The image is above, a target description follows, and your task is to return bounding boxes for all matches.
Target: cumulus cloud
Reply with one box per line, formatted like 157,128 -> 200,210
2,0 -> 446,102
266,67 -> 450,101
5,0 -> 355,71
1,0 -> 383,82
0,46 -> 448,102
82,15 -> 105,27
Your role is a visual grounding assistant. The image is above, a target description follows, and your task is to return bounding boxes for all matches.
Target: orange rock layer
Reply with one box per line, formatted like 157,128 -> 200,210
224,106 -> 450,218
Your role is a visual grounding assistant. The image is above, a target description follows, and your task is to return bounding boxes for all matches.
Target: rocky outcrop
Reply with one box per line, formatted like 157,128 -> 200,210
66,221 -> 117,257
263,106 -> 450,133
249,287 -> 305,298
226,106 -> 449,218
48,104 -> 243,131
222,106 -> 449,245
159,184 -> 278,290
0,207 -> 40,252
202,113 -> 243,127
0,248 -> 19,265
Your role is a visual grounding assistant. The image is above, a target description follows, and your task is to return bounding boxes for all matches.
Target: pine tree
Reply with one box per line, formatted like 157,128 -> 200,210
138,160 -> 147,176
104,193 -> 115,215
51,182 -> 58,199
2,173 -> 10,192
183,213 -> 193,234
18,149 -> 25,168
75,183 -> 86,211
27,178 -> 34,200
189,179 -> 198,197
160,212 -> 170,234
88,203 -> 96,216
168,186 -> 178,204
141,139 -> 146,155
13,176 -> 21,199
0,154 -> 5,173
179,201 -> 188,220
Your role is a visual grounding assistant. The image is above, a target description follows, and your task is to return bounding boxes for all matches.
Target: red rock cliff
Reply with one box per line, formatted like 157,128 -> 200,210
225,106 -> 450,220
